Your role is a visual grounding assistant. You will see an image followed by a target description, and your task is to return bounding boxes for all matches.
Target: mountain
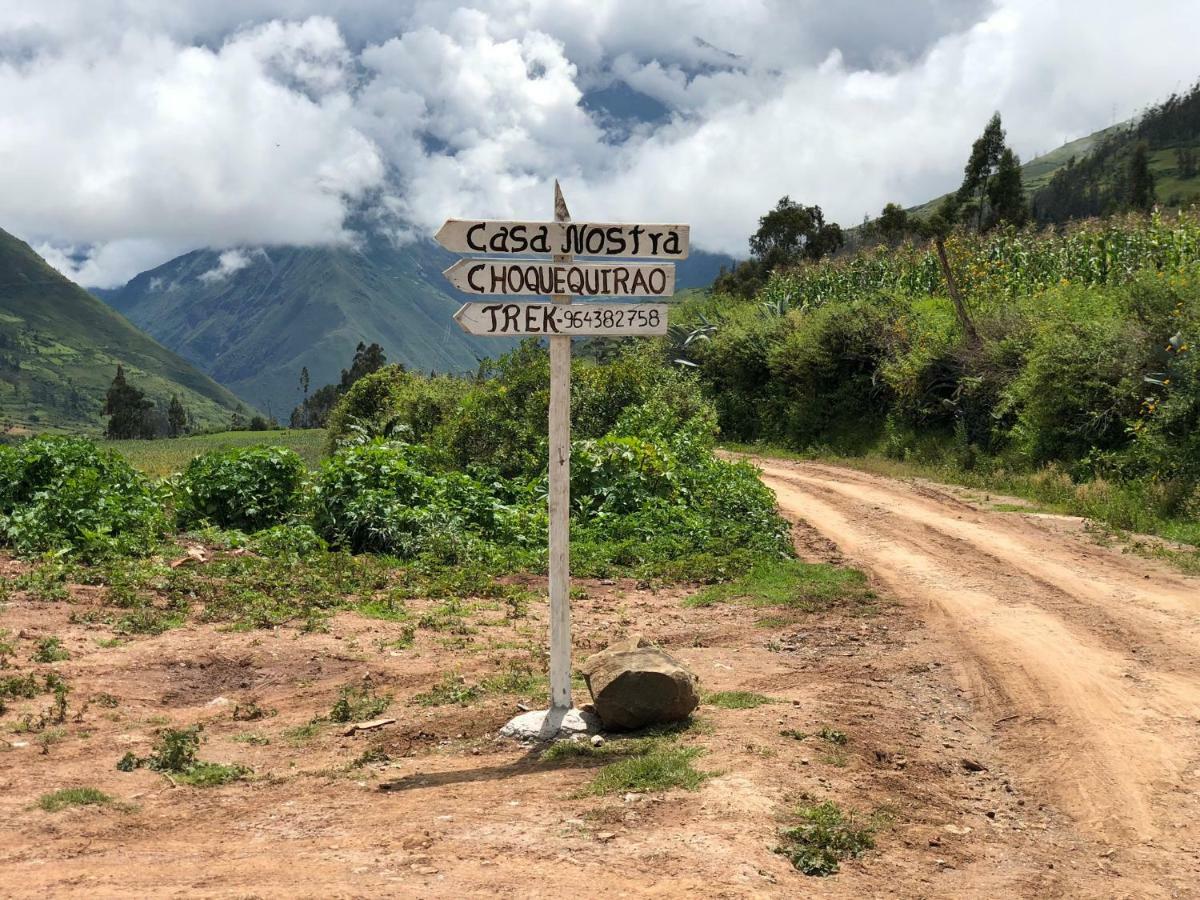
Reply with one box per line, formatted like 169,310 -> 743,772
98,233 -> 734,418
0,227 -> 250,435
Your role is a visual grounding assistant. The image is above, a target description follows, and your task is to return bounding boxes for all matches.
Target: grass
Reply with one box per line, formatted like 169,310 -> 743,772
687,558 -> 874,612
175,762 -> 251,787
103,429 -> 327,476
585,745 -> 710,796
283,722 -> 321,744
705,690 -> 776,709
37,787 -> 114,812
775,800 -> 877,876
411,665 -> 548,707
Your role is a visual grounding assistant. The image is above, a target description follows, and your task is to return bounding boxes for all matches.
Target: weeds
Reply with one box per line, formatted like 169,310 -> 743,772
31,637 -> 69,663
411,673 -> 480,707
328,682 -> 390,723
117,726 -> 250,787
816,726 -> 848,746
775,800 -> 876,876
283,722 -> 321,744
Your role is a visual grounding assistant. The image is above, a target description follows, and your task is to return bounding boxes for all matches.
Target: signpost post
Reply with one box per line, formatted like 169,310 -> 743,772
438,183 -> 687,731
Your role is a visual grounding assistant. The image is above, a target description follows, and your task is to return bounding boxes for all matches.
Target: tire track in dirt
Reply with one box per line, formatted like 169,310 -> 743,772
750,457 -> 1200,859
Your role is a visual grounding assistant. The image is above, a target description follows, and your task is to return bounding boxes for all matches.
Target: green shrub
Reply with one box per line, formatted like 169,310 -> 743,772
572,436 -> 678,517
0,436 -> 168,559
176,446 -> 305,532
326,365 -> 465,452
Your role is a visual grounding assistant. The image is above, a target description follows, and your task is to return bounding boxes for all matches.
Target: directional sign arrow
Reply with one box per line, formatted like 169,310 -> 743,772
442,259 -> 675,298
454,301 -> 668,336
434,220 -> 689,259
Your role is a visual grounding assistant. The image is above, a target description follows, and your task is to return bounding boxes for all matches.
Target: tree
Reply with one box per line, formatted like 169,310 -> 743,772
339,342 -> 387,391
749,196 -> 844,270
1127,142 -> 1156,211
988,147 -> 1028,227
957,113 -> 1007,230
166,395 -> 188,438
292,343 -> 393,429
876,202 -> 911,245
102,366 -> 154,439
715,197 -> 844,297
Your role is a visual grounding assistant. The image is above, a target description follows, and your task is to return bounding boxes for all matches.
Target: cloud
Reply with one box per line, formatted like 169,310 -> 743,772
1,17 -> 383,286
2,1 -> 1199,286
198,248 -> 268,284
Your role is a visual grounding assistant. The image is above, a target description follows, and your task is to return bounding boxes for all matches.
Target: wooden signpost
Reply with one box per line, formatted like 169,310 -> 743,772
453,301 -> 668,336
439,183 -> 686,722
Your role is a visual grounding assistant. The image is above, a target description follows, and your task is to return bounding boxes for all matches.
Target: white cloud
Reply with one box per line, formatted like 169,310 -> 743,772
198,247 -> 267,284
2,1 -> 1199,286
1,17 -> 383,286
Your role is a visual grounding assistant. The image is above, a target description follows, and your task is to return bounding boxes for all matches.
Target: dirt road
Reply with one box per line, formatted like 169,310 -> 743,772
753,456 -> 1200,888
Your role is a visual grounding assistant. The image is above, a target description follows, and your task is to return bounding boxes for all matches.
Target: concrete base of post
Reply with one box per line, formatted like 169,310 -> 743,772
499,707 -> 601,743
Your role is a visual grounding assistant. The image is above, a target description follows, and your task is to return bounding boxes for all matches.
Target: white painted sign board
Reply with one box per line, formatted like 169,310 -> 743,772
454,301 -> 668,336
437,184 -> 684,719
442,259 -> 675,297
435,220 -> 689,259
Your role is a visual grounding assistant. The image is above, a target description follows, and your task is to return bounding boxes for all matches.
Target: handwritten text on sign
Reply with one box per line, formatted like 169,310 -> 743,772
443,259 -> 675,297
454,302 -> 668,336
435,220 -> 689,259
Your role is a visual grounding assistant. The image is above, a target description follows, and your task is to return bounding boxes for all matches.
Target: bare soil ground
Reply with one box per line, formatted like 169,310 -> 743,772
1,458 -> 1197,897
753,456 -> 1200,897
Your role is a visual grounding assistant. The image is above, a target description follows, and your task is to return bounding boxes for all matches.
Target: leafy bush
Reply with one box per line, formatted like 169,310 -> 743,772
311,439 -> 538,559
325,365 -> 464,452
177,446 -> 305,532
0,436 -> 168,559
572,436 -> 678,517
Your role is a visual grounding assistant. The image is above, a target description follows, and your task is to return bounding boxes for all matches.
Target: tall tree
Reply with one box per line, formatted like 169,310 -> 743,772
102,365 -> 154,439
291,343 -> 391,429
339,342 -> 387,391
957,113 -> 1007,230
1127,142 -> 1156,211
988,148 -> 1028,227
166,394 -> 188,438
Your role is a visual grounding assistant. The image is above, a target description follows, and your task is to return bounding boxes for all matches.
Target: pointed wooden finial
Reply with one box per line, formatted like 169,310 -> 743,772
554,180 -> 571,223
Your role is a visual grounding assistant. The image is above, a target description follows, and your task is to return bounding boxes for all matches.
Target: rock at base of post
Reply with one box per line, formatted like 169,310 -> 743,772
499,707 -> 601,742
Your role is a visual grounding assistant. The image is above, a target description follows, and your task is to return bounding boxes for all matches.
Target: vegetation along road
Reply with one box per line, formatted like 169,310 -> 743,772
751,454 -> 1200,889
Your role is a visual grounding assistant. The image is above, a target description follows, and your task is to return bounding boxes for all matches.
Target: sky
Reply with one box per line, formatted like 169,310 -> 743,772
1,0 -> 1198,287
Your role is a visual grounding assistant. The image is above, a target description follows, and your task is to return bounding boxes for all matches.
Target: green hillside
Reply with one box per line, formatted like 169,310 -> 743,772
0,227 -> 251,434
99,234 -> 734,418
901,82 -> 1200,225
98,236 -> 509,419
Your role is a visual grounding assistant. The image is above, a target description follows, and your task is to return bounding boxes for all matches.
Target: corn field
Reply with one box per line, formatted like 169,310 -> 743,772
759,208 -> 1200,309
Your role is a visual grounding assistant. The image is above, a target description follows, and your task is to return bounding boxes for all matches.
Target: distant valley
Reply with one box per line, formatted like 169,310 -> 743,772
97,233 -> 733,417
